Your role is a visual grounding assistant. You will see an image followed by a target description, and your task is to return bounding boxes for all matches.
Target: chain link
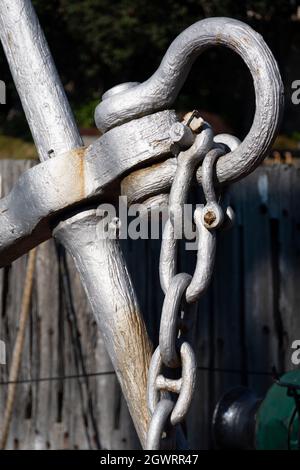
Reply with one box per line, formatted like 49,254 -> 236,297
159,122 -> 214,294
159,273 -> 192,368
148,341 -> 197,424
146,116 -> 238,450
146,399 -> 175,450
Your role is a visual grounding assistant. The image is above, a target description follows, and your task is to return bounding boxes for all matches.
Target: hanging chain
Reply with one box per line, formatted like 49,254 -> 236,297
146,117 -> 235,450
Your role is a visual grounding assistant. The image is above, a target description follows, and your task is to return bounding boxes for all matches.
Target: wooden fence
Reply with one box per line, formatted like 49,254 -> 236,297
0,158 -> 300,449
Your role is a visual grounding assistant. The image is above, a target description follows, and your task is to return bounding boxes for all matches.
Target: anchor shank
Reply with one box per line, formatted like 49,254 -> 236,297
0,0 -> 152,446
53,211 -> 152,445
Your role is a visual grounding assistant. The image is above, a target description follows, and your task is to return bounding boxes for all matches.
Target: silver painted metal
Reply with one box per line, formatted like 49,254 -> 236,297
121,157 -> 177,205
222,206 -> 236,232
159,124 -> 214,294
185,207 -> 216,304
201,148 -> 225,230
136,194 -> 169,220
156,376 -> 182,394
186,148 -> 228,303
102,82 -> 140,101
0,110 -> 177,267
148,346 -> 166,416
0,0 -> 153,447
0,2 -> 284,451
146,399 -> 174,451
213,133 -> 241,152
147,342 -> 196,427
53,209 -> 152,445
0,12 -> 284,263
203,135 -> 238,232
0,0 -> 82,161
96,17 -> 284,184
202,148 -> 222,205
159,273 -> 192,368
147,137 -> 235,448
170,342 -> 197,426
169,122 -> 195,149
121,133 -> 242,206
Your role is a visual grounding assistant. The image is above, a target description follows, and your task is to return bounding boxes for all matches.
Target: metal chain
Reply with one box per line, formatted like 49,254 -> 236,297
146,118 -> 236,450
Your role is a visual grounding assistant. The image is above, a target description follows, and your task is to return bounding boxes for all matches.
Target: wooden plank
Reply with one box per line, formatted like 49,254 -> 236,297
241,168 -> 278,396
0,160 -> 33,449
278,164 -> 300,371
1,159 -> 300,449
34,240 -> 60,449
211,182 -> 245,405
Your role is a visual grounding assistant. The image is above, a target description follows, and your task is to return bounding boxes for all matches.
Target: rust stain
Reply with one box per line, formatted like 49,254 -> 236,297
125,161 -> 163,181
215,33 -> 223,44
121,158 -> 175,206
68,147 -> 87,199
116,305 -> 153,443
230,37 -> 240,49
204,210 -> 216,226
122,160 -> 167,192
7,33 -> 12,48
242,35 -> 250,45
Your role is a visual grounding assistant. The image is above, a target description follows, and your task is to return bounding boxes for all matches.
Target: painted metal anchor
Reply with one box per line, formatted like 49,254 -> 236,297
0,0 -> 283,448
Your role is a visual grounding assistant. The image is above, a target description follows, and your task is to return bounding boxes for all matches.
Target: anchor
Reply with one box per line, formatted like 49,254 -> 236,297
0,0 -> 283,448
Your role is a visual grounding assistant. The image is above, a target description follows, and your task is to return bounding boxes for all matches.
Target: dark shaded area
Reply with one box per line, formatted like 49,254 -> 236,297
0,0 -> 300,141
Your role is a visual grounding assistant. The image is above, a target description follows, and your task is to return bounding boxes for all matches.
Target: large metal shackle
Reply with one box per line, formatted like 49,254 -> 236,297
95,17 -> 284,184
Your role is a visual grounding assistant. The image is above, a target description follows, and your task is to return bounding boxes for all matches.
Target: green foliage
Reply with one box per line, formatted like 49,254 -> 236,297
291,131 -> 300,142
0,135 -> 37,159
74,98 -> 99,128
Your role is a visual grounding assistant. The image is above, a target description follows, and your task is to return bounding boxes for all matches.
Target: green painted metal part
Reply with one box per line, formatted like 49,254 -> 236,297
256,371 -> 300,450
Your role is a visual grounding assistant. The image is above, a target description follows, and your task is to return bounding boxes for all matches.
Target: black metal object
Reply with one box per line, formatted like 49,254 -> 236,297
212,387 -> 261,449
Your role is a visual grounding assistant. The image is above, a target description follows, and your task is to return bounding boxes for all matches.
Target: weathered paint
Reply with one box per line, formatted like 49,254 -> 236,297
0,111 -> 176,266
53,210 -> 153,446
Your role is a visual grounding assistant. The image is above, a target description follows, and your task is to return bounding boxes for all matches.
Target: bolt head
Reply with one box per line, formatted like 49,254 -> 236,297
169,122 -> 194,148
203,210 -> 217,226
202,203 -> 224,229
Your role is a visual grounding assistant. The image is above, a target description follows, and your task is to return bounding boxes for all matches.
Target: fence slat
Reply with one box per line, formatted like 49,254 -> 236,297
0,159 -> 300,449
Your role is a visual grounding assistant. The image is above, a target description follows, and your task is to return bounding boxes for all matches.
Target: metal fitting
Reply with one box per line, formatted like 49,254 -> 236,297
202,203 -> 224,230
169,122 -> 195,149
